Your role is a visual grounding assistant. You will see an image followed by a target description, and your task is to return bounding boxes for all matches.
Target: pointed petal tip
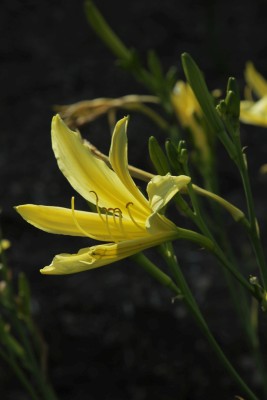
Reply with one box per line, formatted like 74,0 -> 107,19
15,204 -> 30,217
40,266 -> 56,275
52,113 -> 65,129
115,115 -> 129,130
52,113 -> 62,123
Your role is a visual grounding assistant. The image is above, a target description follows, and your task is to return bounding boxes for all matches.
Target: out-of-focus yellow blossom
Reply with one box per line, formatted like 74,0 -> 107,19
259,164 -> 267,175
16,115 -> 190,275
0,239 -> 10,254
171,81 -> 210,163
240,62 -> 267,127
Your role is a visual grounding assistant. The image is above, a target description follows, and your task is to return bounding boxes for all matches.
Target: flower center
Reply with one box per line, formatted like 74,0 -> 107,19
71,192 -> 145,243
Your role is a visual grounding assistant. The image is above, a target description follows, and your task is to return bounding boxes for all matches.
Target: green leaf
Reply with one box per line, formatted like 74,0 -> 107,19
165,140 -> 184,174
181,53 -> 224,133
84,1 -> 131,61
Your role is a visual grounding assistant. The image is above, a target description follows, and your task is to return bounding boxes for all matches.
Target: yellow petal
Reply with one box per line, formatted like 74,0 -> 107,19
245,62 -> 267,98
109,117 -> 150,216
146,212 -> 177,234
172,81 -> 201,126
240,97 -> 267,127
15,204 -> 148,241
52,114 -> 139,213
147,174 -> 191,213
40,231 -> 178,275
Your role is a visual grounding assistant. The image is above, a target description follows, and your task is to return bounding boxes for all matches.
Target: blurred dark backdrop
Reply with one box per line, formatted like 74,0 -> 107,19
1,0 -> 267,399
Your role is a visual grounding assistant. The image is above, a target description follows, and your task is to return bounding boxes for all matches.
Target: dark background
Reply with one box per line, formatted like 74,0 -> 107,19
1,0 -> 267,399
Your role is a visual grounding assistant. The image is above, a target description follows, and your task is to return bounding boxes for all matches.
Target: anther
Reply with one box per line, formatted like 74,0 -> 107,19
87,192 -> 127,240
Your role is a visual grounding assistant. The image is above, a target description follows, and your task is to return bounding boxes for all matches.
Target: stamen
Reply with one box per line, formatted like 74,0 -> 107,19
71,197 -> 100,240
102,207 -> 117,243
114,207 -> 126,236
107,207 -> 118,228
126,202 -> 145,231
87,191 -> 127,240
89,190 -> 105,223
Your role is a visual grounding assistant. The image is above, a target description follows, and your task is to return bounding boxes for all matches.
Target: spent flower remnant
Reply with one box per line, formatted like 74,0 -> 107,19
16,115 -> 190,275
240,62 -> 267,127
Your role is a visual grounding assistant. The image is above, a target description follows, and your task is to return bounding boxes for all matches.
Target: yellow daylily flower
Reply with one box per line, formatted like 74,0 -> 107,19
171,81 -> 210,163
240,62 -> 267,127
240,97 -> 267,127
16,115 -> 190,275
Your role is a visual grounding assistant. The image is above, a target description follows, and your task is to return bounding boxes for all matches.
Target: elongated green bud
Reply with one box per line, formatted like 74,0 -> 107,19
165,140 -> 184,174
181,53 -> 225,133
227,77 -> 240,102
149,136 -> 171,175
181,53 -> 237,160
226,91 -> 240,119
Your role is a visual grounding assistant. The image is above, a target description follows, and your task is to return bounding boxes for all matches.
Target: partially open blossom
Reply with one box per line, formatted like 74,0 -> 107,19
16,115 -> 190,275
240,62 -> 267,127
171,81 -> 211,163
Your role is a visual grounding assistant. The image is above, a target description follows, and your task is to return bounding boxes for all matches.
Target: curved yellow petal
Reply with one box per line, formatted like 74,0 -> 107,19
15,204 -> 148,241
109,117 -> 150,216
52,115 -> 140,214
40,231 -> 179,275
245,62 -> 267,98
147,174 -> 191,213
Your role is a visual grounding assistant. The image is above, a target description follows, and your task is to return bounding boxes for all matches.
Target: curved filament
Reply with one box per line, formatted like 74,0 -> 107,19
126,202 -> 145,231
71,196 -> 100,240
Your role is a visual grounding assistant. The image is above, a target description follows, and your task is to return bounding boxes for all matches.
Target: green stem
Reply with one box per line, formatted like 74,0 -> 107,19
131,252 -> 181,297
159,242 -> 259,400
239,162 -> 267,288
84,1 -> 131,61
219,116 -> 267,289
175,204 -> 256,299
178,184 -> 267,396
